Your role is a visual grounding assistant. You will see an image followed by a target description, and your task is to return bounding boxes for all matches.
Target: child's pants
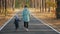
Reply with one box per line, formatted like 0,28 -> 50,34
15,23 -> 19,29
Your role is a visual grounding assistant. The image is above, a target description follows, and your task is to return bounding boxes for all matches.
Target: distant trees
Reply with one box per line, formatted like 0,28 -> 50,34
45,0 -> 56,14
0,0 -> 15,16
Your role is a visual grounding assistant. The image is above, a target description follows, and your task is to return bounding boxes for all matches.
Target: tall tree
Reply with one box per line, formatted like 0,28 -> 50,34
56,0 -> 60,19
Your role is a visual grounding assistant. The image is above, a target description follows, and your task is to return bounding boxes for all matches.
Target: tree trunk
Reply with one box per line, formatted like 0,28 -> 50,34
56,0 -> 60,19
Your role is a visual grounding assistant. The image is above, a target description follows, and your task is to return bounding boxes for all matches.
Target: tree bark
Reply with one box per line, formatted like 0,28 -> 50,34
56,0 -> 60,19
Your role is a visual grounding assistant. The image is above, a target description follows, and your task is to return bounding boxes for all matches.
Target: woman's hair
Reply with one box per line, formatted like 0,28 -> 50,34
24,5 -> 27,8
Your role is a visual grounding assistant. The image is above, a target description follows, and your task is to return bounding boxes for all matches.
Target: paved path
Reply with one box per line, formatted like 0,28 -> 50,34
0,11 -> 59,34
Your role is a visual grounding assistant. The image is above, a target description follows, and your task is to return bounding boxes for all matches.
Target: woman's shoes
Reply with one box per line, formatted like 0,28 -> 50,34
25,28 -> 28,31
24,27 -> 28,31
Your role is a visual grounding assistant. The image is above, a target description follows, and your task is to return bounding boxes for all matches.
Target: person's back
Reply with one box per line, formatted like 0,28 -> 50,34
14,15 -> 19,23
22,5 -> 30,31
22,7 -> 30,22
14,15 -> 19,31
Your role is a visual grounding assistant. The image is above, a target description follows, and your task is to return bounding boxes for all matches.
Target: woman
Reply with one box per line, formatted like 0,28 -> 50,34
22,5 -> 30,31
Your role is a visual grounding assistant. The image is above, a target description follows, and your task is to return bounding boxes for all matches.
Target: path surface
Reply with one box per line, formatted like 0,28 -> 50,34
0,11 -> 59,34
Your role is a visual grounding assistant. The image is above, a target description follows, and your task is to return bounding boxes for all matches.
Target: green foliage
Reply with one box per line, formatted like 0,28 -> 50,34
15,0 -> 30,8
15,0 -> 20,8
46,1 -> 56,7
26,3 -> 30,7
26,0 -> 30,7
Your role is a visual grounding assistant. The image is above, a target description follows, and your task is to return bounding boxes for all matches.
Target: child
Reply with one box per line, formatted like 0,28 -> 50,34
14,15 -> 20,31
